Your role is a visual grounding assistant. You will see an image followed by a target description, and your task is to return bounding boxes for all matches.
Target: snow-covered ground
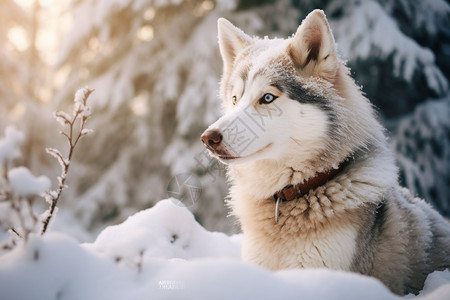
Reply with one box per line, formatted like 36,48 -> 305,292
0,199 -> 449,300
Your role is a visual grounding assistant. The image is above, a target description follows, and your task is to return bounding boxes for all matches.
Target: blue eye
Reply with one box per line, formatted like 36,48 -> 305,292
259,93 -> 277,104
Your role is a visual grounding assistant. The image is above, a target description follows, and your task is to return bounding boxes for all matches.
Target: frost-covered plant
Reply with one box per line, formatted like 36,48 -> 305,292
0,87 -> 94,249
41,87 -> 94,235
0,126 -> 48,245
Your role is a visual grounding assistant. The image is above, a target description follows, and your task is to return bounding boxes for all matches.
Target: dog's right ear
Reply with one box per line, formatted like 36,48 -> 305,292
218,18 -> 252,74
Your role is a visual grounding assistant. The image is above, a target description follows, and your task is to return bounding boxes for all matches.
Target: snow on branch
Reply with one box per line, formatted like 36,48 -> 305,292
0,126 -> 24,167
8,167 -> 51,198
41,87 -> 94,235
330,1 -> 448,96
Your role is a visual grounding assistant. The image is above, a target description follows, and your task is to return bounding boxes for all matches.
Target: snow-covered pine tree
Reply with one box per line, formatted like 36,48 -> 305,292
0,0 -> 58,184
53,0 -> 235,233
324,0 -> 449,118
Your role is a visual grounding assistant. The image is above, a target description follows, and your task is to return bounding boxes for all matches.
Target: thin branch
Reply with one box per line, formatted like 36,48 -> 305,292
10,227 -> 23,239
11,197 -> 29,241
60,131 -> 70,141
26,198 -> 38,225
40,88 -> 94,235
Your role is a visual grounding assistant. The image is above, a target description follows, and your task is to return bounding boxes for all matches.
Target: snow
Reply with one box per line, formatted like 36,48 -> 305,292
58,0 -> 188,67
53,111 -> 71,126
0,199 -> 448,300
81,128 -> 94,135
73,87 -> 92,118
0,126 -> 24,166
86,198 -> 241,260
46,148 -> 66,170
74,87 -> 89,104
7,167 -> 51,197
407,270 -> 450,300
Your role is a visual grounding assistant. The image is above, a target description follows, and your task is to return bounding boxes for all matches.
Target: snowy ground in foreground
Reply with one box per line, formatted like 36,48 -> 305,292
0,199 -> 449,300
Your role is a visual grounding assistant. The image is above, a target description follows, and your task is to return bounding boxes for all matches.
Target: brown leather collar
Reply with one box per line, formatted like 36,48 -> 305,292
273,160 -> 349,202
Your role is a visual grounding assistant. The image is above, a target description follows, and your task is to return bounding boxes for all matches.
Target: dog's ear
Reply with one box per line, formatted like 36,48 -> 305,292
288,10 -> 338,81
218,18 -> 252,74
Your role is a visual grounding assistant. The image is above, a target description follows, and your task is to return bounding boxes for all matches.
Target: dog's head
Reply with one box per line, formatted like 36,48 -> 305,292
201,10 -> 380,168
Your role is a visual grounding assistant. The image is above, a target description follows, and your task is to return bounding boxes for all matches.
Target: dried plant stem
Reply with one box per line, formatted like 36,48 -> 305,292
10,227 -> 23,239
40,154 -> 67,235
41,88 -> 94,235
10,196 -> 35,241
1,164 -> 30,242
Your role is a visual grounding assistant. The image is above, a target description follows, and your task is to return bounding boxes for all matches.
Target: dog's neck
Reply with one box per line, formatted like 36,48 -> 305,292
273,159 -> 349,202
228,146 -> 398,228
227,142 -> 383,202
228,155 -> 345,202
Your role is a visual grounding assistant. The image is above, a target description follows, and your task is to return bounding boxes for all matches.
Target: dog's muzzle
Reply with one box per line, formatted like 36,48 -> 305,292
200,129 -> 234,159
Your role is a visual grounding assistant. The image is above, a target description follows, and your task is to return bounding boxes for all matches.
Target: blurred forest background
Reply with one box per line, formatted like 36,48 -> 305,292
1,0 -> 449,240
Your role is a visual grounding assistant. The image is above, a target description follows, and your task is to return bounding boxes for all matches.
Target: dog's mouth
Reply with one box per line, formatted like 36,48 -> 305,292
215,143 -> 273,162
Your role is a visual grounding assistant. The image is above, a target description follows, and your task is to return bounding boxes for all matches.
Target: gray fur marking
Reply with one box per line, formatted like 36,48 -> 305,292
350,188 -> 450,295
271,76 -> 340,138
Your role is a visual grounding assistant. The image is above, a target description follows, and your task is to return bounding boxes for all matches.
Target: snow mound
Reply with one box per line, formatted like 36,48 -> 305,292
86,198 -> 241,260
0,199 -> 449,300
409,270 -> 450,300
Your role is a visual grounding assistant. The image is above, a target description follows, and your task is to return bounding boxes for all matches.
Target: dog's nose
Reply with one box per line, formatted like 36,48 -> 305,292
201,130 -> 223,150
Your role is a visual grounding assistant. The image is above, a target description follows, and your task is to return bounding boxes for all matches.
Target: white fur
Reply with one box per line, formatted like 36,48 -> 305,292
209,10 -> 390,268
230,150 -> 397,270
205,93 -> 329,167
202,10 -> 450,295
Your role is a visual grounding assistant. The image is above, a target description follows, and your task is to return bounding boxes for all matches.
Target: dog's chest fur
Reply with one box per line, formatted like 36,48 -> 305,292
237,195 -> 359,271
229,152 -> 397,272
230,163 -> 383,271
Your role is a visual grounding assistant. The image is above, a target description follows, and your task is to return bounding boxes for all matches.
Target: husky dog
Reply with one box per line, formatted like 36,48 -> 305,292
200,9 -> 450,295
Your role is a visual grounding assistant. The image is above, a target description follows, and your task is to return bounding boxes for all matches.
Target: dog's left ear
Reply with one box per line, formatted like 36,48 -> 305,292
288,10 -> 338,81
218,18 -> 252,75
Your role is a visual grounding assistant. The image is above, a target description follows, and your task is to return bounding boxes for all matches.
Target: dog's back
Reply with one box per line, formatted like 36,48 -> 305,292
350,186 -> 450,294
